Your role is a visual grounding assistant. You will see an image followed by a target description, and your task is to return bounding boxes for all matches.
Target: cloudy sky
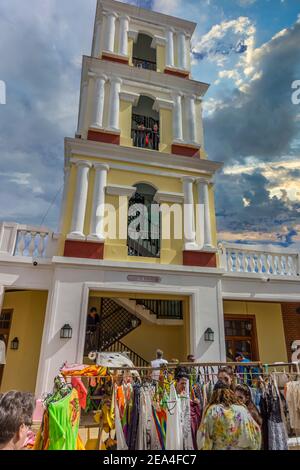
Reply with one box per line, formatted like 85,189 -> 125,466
0,0 -> 299,247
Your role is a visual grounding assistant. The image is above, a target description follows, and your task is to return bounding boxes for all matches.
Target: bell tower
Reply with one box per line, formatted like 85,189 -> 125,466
59,0 -> 222,267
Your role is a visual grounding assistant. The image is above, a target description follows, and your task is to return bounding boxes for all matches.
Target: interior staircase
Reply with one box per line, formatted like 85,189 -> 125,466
85,297 -> 183,366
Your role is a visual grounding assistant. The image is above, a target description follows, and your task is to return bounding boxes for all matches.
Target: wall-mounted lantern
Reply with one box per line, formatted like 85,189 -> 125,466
60,324 -> 73,339
204,328 -> 214,342
10,337 -> 19,350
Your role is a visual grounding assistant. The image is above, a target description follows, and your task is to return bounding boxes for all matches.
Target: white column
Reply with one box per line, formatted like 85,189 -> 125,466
172,93 -> 183,142
182,177 -> 197,250
93,20 -> 102,57
0,286 -> 4,313
68,161 -> 91,239
197,179 -> 213,249
58,165 -> 71,234
91,75 -> 106,128
103,11 -> 117,52
88,164 -> 109,241
119,15 -> 129,56
77,81 -> 88,136
108,77 -> 122,131
166,29 -> 174,67
185,95 -> 197,143
177,31 -> 187,69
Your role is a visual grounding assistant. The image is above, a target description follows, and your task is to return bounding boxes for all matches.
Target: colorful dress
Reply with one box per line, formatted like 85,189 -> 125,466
197,404 -> 261,450
48,389 -> 81,450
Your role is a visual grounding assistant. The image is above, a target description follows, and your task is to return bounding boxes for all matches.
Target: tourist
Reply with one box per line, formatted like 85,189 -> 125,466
217,366 -> 234,389
197,381 -> 261,450
235,384 -> 262,427
187,354 -> 195,363
174,367 -> 189,395
0,391 -> 36,450
151,349 -> 168,382
87,307 -> 100,330
151,123 -> 159,150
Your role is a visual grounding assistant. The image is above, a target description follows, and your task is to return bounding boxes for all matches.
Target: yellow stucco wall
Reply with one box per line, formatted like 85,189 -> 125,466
1,290 -> 48,393
159,109 -> 172,153
156,45 -> 165,73
120,100 -> 133,147
128,38 -> 133,66
122,323 -> 185,363
223,301 -> 288,363
60,161 -> 218,265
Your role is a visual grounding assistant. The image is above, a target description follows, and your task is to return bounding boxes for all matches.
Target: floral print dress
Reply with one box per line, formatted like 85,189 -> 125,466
197,404 -> 261,450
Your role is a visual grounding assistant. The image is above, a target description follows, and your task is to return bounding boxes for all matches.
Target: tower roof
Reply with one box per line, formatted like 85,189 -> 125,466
97,0 -> 197,36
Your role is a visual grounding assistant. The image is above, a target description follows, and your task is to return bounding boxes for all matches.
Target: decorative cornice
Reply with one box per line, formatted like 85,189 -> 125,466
65,138 -> 224,176
151,36 -> 167,48
154,191 -> 184,204
84,56 -> 209,97
153,97 -> 174,111
99,0 -> 196,36
106,184 -> 137,197
128,30 -> 138,42
120,91 -> 140,105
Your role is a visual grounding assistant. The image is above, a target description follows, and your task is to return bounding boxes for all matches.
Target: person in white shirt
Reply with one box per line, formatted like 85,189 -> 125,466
0,335 -> 6,365
151,349 -> 168,382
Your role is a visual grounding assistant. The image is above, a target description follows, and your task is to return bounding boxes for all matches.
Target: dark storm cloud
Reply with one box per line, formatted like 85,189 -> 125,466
204,20 -> 300,164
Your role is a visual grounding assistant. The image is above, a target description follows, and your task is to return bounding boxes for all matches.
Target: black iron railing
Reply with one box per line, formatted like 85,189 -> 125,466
84,298 -> 141,355
134,299 -> 183,320
127,191 -> 160,258
128,229 -> 160,258
132,129 -> 160,150
133,57 -> 156,71
104,340 -> 149,367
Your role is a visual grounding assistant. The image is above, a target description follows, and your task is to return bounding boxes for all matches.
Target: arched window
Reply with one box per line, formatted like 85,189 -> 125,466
128,183 -> 160,258
132,96 -> 160,150
133,33 -> 156,71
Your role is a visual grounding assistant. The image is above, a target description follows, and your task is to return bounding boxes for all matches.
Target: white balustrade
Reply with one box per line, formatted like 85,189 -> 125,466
218,242 -> 300,277
13,227 -> 53,258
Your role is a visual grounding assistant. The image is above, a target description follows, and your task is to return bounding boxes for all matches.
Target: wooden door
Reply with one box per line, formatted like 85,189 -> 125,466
0,309 -> 13,387
224,315 -> 259,361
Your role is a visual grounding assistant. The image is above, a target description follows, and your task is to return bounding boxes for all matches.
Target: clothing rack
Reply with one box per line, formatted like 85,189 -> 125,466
64,361 -> 299,371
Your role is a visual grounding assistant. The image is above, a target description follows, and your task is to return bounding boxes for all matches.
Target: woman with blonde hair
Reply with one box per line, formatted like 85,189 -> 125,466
197,381 -> 261,450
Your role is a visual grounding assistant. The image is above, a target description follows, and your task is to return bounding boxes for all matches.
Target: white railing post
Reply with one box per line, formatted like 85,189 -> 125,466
0,222 -> 18,255
218,243 -> 228,270
219,242 -> 300,277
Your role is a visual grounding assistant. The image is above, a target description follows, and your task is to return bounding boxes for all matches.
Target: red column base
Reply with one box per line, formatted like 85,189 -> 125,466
183,250 -> 217,267
172,144 -> 200,158
87,130 -> 120,145
64,240 -> 104,260
164,67 -> 189,79
102,52 -> 129,65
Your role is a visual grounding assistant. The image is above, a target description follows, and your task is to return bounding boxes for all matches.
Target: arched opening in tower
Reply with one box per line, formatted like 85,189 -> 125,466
132,33 -> 157,71
132,95 -> 160,150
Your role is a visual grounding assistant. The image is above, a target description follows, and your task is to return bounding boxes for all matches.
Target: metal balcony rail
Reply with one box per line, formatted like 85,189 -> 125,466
134,299 -> 183,320
132,128 -> 160,151
219,242 -> 300,277
132,57 -> 157,71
